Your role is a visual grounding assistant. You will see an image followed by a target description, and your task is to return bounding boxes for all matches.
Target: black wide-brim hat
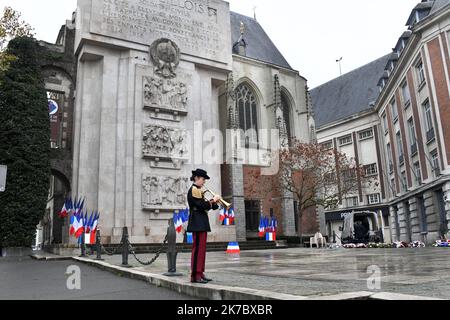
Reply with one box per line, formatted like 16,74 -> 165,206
192,169 -> 210,180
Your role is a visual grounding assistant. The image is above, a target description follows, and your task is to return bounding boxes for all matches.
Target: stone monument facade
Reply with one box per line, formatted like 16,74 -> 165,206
72,0 -> 235,244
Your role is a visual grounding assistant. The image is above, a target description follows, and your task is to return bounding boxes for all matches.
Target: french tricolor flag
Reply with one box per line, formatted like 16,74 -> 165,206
266,232 -> 276,242
226,242 -> 240,254
59,201 -> 67,218
219,207 -> 226,223
173,211 -> 183,233
228,208 -> 235,225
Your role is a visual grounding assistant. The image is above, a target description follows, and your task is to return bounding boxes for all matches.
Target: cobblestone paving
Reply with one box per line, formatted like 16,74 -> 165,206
96,247 -> 450,299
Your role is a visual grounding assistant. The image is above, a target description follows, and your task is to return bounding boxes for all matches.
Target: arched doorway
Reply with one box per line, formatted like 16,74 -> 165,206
41,169 -> 71,246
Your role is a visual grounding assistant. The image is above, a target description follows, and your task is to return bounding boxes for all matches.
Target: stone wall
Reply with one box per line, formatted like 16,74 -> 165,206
37,19 -> 77,245
72,0 -> 235,244
388,185 -> 449,245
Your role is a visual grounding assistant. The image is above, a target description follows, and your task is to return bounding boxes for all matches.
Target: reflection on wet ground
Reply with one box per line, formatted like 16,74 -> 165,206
103,247 -> 450,299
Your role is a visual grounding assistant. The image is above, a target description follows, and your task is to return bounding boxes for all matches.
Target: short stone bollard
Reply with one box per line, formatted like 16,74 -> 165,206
95,229 -> 104,261
121,226 -> 131,268
163,218 -> 182,277
80,234 -> 87,257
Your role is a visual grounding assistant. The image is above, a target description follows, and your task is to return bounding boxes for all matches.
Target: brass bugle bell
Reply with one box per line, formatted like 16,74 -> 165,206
203,187 -> 232,210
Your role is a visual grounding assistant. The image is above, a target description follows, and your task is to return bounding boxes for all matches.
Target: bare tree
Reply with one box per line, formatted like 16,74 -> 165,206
279,139 -> 371,238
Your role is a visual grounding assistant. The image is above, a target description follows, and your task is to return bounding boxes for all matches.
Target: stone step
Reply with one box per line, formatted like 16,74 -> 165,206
101,240 -> 280,254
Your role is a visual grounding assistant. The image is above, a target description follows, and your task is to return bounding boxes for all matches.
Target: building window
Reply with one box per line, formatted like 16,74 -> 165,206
423,100 -> 435,142
431,150 -> 440,177
401,82 -> 411,107
383,214 -> 390,227
401,171 -> 408,192
407,118 -> 417,154
338,135 -> 352,146
326,199 -> 338,210
244,200 -> 261,232
390,61 -> 395,72
417,196 -> 427,232
367,194 -> 381,205
387,143 -> 393,173
393,206 -> 401,239
281,92 -> 292,145
400,39 -> 406,51
396,132 -> 404,164
414,162 -> 422,185
391,178 -> 396,193
236,83 -> 259,147
391,99 -> 398,122
364,163 -> 378,176
346,197 -> 359,208
417,61 -> 426,86
321,140 -> 333,150
359,129 -> 373,140
324,172 -> 337,185
342,169 -> 357,183
382,113 -> 388,134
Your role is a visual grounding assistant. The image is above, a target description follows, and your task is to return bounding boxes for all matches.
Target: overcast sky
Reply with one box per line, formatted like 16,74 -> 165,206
0,0 -> 419,88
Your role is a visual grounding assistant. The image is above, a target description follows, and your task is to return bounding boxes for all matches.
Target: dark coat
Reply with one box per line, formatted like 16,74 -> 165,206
186,185 -> 219,233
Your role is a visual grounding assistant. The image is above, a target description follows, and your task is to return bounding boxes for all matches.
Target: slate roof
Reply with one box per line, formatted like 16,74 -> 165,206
230,12 -> 292,70
407,0 -> 450,25
430,0 -> 450,15
311,54 -> 391,128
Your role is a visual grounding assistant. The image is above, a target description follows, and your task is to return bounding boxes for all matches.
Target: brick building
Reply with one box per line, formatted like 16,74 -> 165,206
376,0 -> 450,244
312,0 -> 450,245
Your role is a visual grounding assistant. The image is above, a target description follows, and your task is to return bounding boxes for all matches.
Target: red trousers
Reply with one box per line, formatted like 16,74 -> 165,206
191,232 -> 207,281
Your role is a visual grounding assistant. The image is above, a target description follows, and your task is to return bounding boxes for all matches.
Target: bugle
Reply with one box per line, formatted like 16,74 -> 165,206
203,187 -> 232,210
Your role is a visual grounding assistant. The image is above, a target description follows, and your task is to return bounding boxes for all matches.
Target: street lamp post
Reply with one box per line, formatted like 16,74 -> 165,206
336,57 -> 343,76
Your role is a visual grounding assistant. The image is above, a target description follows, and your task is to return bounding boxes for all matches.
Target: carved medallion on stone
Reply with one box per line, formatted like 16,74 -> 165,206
149,38 -> 180,79
142,175 -> 189,211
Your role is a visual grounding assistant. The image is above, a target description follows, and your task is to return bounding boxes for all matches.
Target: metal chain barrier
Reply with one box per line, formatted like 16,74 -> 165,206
127,235 -> 168,266
101,241 -> 123,256
91,221 -> 179,273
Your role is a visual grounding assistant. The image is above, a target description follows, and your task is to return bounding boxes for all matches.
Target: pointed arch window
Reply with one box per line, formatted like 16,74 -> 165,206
236,83 -> 259,147
280,92 -> 292,144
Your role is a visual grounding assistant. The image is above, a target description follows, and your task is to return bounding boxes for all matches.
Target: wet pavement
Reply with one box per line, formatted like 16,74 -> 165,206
0,256 -> 196,300
98,247 -> 450,299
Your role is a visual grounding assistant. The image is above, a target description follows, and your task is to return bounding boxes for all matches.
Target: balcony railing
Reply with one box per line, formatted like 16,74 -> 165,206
399,154 -> 404,165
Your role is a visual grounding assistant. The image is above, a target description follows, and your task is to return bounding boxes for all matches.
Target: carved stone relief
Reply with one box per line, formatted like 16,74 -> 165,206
143,76 -> 188,122
142,175 -> 189,210
142,124 -> 189,169
143,76 -> 188,112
